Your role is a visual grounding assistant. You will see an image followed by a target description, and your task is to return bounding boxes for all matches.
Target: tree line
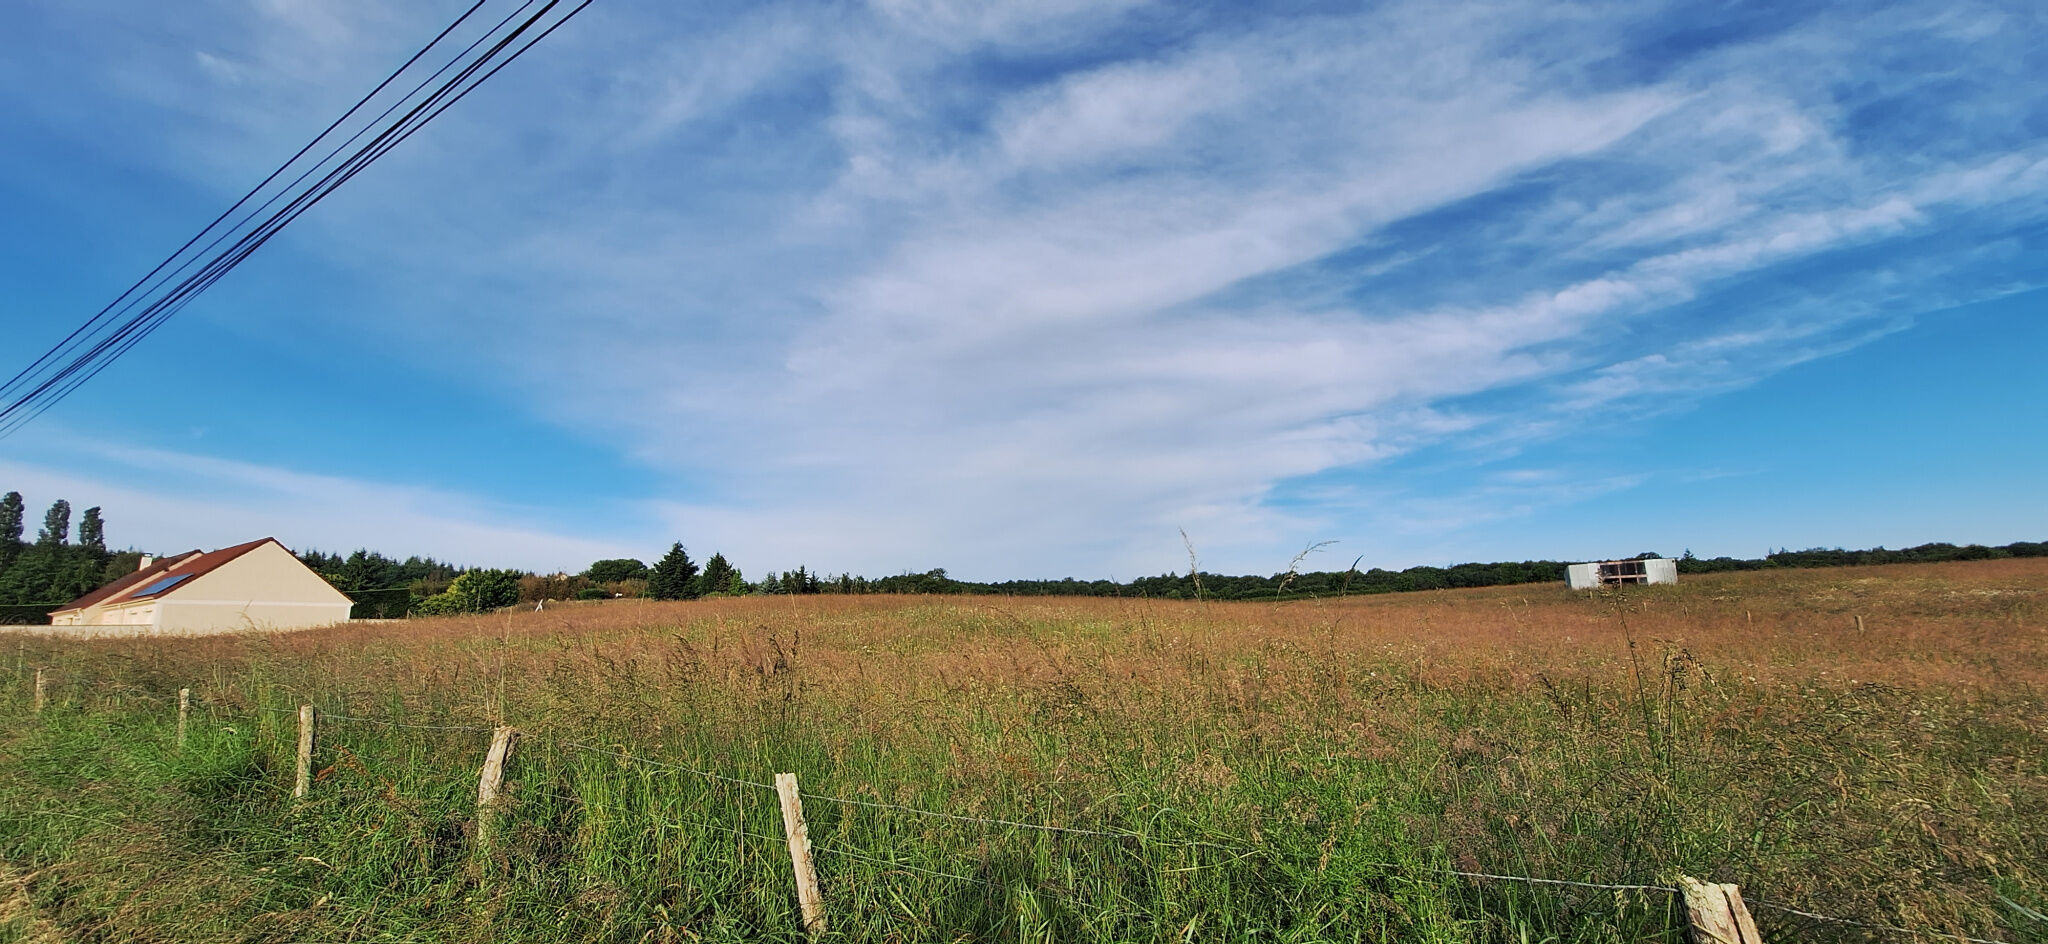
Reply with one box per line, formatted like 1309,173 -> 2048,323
0,493 -> 148,622
5,487 -> 2044,621
848,541 -> 2048,601
291,548 -> 467,619
294,542 -> 748,617
516,539 -> 2048,605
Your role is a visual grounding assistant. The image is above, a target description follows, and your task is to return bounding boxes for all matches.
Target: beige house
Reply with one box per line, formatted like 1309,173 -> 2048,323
48,538 -> 352,636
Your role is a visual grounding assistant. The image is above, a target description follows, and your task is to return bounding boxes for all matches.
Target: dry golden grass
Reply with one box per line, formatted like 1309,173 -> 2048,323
3,559 -> 2045,942
79,556 -> 2041,700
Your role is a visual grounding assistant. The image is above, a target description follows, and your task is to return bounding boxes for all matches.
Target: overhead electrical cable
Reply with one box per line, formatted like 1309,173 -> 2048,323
0,0 -> 571,438
0,0 -> 595,436
0,0 -> 595,438
0,0 -> 498,407
6,0 -> 547,409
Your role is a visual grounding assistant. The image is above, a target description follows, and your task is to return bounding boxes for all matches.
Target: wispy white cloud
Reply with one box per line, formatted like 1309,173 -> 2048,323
863,0 -> 1151,50
0,436 -> 631,571
4,0 -> 2044,577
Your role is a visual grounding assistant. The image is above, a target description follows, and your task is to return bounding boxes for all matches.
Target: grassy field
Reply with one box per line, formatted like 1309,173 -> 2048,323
2,560 -> 2044,943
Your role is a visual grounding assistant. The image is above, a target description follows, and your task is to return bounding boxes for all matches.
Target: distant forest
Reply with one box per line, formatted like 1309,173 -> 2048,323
294,536 -> 2048,612
836,541 -> 2048,601
2,487 -> 2043,622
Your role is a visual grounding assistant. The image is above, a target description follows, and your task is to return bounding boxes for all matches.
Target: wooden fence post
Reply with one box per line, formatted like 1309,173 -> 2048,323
293,705 -> 315,800
177,688 -> 191,749
33,667 -> 47,714
1678,875 -> 1765,944
475,725 -> 520,846
774,772 -> 827,938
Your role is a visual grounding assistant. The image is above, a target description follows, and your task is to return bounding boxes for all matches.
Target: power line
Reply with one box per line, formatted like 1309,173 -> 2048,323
0,0 -> 497,407
1,0 -> 594,437
5,0 -> 549,422
0,0 -> 595,438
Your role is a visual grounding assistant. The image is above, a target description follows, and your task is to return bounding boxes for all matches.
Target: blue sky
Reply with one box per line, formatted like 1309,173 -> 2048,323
0,0 -> 2043,579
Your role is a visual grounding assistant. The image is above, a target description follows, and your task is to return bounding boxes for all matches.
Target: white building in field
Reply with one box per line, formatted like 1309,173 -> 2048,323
46,538 -> 352,636
1566,558 -> 1679,590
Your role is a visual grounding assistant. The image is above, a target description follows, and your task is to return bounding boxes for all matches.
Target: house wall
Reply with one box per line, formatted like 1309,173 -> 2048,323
48,602 -> 154,629
152,541 -> 354,634
107,603 -> 156,625
154,599 -> 353,633
33,603 -> 158,638
1565,563 -> 1598,590
39,541 -> 353,636
1645,559 -> 1679,585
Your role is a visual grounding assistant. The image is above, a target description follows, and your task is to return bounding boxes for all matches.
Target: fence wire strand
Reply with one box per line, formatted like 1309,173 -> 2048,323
817,842 -> 1092,907
1392,863 -> 1671,894
321,712 -> 498,733
656,816 -> 786,847
528,789 -> 786,846
555,739 -> 778,792
1750,899 -> 2016,944
249,704 -> 495,731
799,789 -> 1254,853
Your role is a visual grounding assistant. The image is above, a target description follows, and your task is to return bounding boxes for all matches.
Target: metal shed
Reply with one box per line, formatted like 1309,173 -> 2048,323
1566,558 -> 1678,590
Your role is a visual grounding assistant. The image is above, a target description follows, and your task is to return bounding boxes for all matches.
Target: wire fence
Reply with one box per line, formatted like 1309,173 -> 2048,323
1748,899 -> 2024,944
15,679 -> 2035,944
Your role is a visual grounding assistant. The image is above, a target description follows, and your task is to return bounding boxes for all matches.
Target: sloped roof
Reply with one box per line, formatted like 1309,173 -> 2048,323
55,538 -> 286,612
55,551 -> 199,613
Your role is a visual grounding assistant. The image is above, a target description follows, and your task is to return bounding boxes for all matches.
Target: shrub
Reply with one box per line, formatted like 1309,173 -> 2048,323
414,569 -> 523,615
519,573 -> 589,603
584,558 -> 649,583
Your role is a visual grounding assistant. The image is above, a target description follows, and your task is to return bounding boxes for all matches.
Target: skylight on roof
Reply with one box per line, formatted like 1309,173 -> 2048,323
129,573 -> 194,598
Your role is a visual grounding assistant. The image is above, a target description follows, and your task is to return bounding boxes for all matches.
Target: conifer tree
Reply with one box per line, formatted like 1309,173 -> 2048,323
0,492 -> 22,568
38,500 -> 69,546
696,552 -> 735,597
78,506 -> 106,560
648,543 -> 700,600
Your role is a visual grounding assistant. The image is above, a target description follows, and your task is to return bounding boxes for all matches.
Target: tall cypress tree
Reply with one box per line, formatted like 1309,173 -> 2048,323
78,506 -> 106,559
0,491 -> 22,569
38,500 -> 70,546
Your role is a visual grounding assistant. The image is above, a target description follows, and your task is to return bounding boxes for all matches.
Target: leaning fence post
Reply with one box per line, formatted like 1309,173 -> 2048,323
774,772 -> 827,938
475,725 -> 520,846
1678,875 -> 1765,943
293,704 -> 315,800
33,667 -> 48,714
177,688 -> 191,749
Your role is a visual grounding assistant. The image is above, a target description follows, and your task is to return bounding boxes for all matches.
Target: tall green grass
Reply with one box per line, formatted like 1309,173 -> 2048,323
1,681 -> 1701,942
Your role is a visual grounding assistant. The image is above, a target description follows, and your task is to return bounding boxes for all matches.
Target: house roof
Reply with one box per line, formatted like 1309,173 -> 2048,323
54,538 -> 286,612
